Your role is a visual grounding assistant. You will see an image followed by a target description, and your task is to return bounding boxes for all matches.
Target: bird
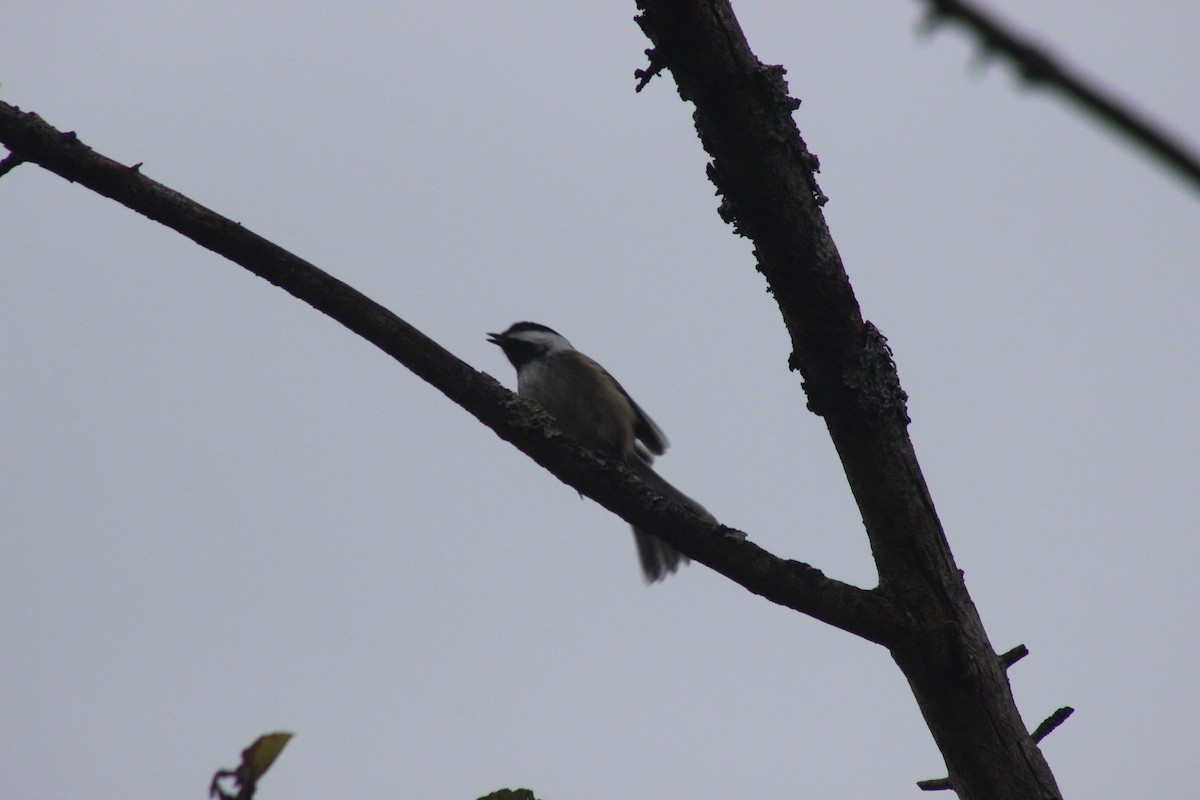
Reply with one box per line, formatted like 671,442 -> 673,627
488,321 -> 714,581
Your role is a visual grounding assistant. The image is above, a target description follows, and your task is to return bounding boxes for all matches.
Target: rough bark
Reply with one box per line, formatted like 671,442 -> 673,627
634,1 -> 1062,798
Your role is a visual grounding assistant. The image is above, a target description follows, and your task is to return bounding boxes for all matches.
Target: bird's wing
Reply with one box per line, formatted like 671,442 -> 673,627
588,359 -> 669,459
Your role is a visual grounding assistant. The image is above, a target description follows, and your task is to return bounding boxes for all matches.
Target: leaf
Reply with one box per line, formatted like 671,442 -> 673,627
240,732 -> 294,781
210,732 -> 294,800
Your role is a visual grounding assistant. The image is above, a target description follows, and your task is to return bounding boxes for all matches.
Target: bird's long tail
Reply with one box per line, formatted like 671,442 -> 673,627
628,460 -> 715,583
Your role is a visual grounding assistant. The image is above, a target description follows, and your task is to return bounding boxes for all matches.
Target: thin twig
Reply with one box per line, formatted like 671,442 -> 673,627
999,643 -> 1029,668
918,0 -> 1200,194
1031,706 -> 1074,743
916,776 -> 953,792
634,48 -> 665,92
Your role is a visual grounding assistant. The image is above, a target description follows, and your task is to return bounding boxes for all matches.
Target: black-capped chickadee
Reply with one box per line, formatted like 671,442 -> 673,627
488,321 -> 715,582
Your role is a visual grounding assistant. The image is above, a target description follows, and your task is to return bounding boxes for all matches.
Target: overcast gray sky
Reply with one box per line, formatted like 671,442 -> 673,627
3,2 -> 1198,798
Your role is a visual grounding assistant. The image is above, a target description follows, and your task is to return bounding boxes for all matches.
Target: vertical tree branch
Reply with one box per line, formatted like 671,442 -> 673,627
634,1 -> 1062,798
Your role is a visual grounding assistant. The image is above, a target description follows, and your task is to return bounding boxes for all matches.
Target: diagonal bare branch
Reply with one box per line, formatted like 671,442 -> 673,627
0,99 -> 902,646
918,0 -> 1200,194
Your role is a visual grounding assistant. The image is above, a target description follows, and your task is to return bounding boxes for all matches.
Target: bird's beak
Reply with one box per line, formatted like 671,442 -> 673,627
486,332 -> 504,345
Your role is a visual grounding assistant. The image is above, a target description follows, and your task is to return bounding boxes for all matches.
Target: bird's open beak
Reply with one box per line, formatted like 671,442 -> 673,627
486,332 -> 504,345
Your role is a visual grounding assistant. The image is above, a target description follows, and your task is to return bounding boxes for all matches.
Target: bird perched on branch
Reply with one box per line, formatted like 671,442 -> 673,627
488,321 -> 714,582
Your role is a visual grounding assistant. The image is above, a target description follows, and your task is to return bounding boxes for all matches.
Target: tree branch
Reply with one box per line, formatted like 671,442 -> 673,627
916,775 -> 954,792
917,0 -> 1200,194
0,99 -> 901,646
634,2 -> 1062,797
999,644 -> 1029,669
1030,707 -> 1074,744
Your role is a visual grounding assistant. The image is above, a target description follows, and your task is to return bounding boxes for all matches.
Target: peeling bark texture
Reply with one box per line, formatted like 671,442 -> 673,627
635,2 -> 1063,798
